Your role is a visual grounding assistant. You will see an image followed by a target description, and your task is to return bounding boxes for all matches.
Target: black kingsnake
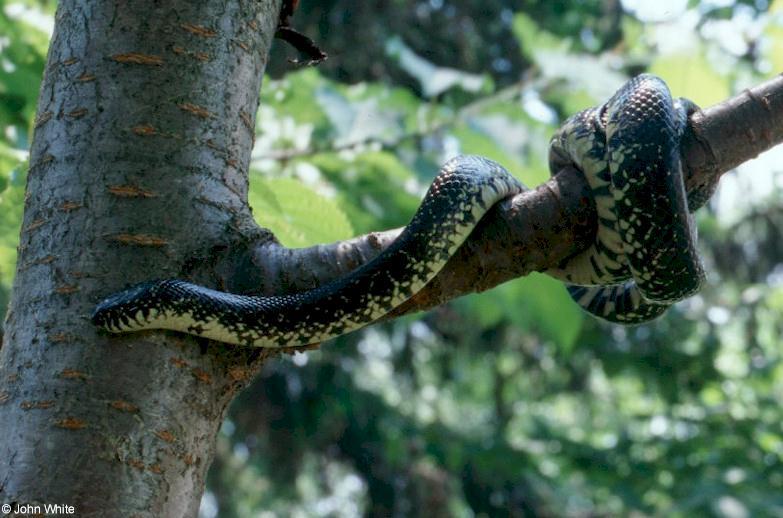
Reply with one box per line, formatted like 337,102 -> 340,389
547,73 -> 709,323
92,74 -> 709,346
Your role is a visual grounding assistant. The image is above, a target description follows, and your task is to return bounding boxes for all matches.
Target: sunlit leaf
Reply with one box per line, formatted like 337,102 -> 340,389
461,273 -> 583,353
511,13 -> 566,60
311,151 -> 420,233
385,36 -> 493,98
649,54 -> 730,107
249,176 -> 353,248
764,14 -> 783,77
0,162 -> 26,287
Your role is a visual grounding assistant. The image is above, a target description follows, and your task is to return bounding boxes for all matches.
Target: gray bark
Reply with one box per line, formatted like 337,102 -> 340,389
0,0 -> 781,514
0,0 -> 281,515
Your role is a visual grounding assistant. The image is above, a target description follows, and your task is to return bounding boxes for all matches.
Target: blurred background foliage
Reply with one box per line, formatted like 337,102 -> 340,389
2,0 -> 783,516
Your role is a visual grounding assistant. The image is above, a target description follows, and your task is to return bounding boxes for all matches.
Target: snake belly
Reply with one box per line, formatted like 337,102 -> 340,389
547,74 -> 706,324
92,155 -> 525,348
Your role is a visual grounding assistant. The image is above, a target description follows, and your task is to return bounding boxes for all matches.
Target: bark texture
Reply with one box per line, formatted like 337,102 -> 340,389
0,0 -> 281,515
0,0 -> 781,513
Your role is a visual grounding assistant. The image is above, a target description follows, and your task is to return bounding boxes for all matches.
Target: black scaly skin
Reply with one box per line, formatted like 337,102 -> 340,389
548,74 -> 707,324
92,155 -> 525,347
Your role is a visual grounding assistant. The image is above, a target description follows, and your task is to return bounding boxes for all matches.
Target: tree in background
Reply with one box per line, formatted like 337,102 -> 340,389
1,1 -> 783,516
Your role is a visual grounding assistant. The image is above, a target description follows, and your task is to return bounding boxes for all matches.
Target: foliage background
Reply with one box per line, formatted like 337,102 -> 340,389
2,0 -> 783,516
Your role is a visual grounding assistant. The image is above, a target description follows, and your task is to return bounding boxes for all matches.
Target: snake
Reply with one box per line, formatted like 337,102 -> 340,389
92,74 -> 708,346
547,73 -> 708,323
92,155 -> 525,347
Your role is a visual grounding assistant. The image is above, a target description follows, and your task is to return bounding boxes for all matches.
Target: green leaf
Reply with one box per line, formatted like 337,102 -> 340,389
452,119 -> 550,187
261,68 -> 329,128
764,14 -> 783,77
511,13 -> 566,61
249,176 -> 354,248
0,10 -> 50,128
512,13 -> 627,109
0,162 -> 27,287
648,54 -> 730,107
461,273 -> 583,353
311,151 -> 420,234
511,273 -> 583,352
385,36 -> 493,98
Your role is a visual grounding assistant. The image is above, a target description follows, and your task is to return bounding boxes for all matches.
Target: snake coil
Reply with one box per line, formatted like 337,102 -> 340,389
547,74 -> 707,323
92,74 -> 709,346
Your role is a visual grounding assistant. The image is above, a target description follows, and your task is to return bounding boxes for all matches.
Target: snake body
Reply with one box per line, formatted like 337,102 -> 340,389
547,74 -> 705,323
92,156 -> 524,347
93,74 -> 709,345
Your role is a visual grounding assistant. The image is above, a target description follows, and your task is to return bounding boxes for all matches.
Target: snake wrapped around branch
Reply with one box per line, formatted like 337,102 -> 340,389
92,74 -> 711,347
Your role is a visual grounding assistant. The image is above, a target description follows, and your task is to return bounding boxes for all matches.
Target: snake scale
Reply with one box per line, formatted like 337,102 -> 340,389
92,74 -> 709,347
547,74 -> 708,323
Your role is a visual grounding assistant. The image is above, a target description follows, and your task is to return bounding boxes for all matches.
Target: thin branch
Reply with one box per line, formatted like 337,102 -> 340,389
231,74 -> 783,319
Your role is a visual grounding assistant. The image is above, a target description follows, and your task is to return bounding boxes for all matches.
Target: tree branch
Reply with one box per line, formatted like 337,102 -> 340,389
229,74 -> 783,318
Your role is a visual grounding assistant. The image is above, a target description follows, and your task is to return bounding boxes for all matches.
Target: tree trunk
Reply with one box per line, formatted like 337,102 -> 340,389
0,0 -> 282,515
